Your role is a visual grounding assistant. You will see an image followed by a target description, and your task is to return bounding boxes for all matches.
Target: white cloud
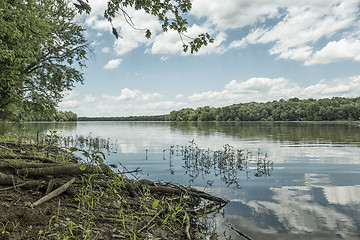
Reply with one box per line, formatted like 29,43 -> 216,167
191,0 -> 281,30
175,94 -> 184,99
102,88 -> 162,102
191,0 -> 360,63
84,95 -> 96,103
101,47 -> 110,53
151,24 -> 227,55
104,58 -> 123,69
160,56 -> 168,61
151,30 -> 183,55
227,0 -> 360,63
188,75 -> 360,107
188,77 -> 300,106
59,100 -> 80,108
61,90 -> 78,100
83,0 -> 360,64
305,38 -> 360,65
111,8 -> 162,55
60,75 -> 360,117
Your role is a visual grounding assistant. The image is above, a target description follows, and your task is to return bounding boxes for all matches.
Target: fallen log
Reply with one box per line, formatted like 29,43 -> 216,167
0,172 -> 23,185
0,171 -> 46,190
0,160 -> 59,170
0,154 -> 56,163
17,164 -> 112,177
147,185 -> 228,204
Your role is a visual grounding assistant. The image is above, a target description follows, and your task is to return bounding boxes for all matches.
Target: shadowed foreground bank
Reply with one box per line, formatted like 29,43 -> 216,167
0,133 -> 227,240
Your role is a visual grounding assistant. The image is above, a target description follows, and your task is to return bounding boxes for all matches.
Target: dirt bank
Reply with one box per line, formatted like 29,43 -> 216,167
0,140 -> 227,240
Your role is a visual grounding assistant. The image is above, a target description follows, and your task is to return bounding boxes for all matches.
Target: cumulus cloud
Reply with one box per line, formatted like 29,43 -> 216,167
83,0 -> 360,64
102,88 -> 162,102
191,0 -> 281,30
101,47 -> 110,53
305,38 -> 360,65
150,24 -> 227,55
151,30 -> 183,55
58,100 -> 80,108
84,95 -> 96,103
227,0 -> 360,63
175,94 -> 184,99
104,59 -> 123,69
61,90 -> 79,100
58,75 -> 360,117
188,75 -> 360,107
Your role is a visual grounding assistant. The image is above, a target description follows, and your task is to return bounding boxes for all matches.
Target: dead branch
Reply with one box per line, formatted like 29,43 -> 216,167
46,178 -> 55,194
185,213 -> 191,239
138,209 -> 164,234
226,222 -> 253,240
33,178 -> 75,207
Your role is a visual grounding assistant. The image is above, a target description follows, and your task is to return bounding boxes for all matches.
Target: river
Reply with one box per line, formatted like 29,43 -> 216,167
1,121 -> 360,239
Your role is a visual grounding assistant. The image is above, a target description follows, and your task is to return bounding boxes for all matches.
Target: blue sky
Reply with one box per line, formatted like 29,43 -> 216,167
59,0 -> 360,117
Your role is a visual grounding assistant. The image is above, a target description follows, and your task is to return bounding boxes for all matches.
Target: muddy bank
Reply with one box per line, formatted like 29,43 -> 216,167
0,140 -> 227,240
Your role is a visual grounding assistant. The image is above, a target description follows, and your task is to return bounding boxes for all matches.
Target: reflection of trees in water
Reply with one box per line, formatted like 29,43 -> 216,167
168,140 -> 273,188
169,121 -> 360,144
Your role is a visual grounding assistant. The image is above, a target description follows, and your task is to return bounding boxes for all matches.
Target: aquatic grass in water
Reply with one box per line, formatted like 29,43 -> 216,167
165,140 -> 273,188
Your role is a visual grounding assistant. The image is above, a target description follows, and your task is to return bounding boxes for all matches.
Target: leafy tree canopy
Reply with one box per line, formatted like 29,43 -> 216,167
74,0 -> 214,53
1,0 -> 212,121
1,0 -> 89,121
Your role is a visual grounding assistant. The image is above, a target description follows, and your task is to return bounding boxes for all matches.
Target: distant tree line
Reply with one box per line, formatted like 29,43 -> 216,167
78,115 -> 166,121
16,110 -> 78,122
78,97 -> 360,122
165,97 -> 360,121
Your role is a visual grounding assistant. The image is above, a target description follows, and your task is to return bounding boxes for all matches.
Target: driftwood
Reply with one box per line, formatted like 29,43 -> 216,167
33,178 -> 75,207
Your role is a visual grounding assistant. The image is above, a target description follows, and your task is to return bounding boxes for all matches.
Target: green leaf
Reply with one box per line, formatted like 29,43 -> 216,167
80,165 -> 87,171
69,147 -> 78,152
152,199 -> 159,209
145,29 -> 152,39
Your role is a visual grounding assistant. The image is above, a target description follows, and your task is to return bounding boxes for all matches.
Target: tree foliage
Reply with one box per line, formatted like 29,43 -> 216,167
165,97 -> 360,122
74,0 -> 214,53
1,0 -> 213,121
0,0 -> 89,121
77,97 -> 360,122
17,110 -> 78,122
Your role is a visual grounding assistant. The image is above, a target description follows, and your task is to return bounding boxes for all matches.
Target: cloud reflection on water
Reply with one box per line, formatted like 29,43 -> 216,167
216,173 -> 360,239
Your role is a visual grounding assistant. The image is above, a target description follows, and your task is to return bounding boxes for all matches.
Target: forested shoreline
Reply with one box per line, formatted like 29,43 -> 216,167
78,97 -> 360,122
0,110 -> 78,122
6,97 -> 359,122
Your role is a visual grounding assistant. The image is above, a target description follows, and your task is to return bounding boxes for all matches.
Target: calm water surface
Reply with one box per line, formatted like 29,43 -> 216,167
2,121 -> 360,240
